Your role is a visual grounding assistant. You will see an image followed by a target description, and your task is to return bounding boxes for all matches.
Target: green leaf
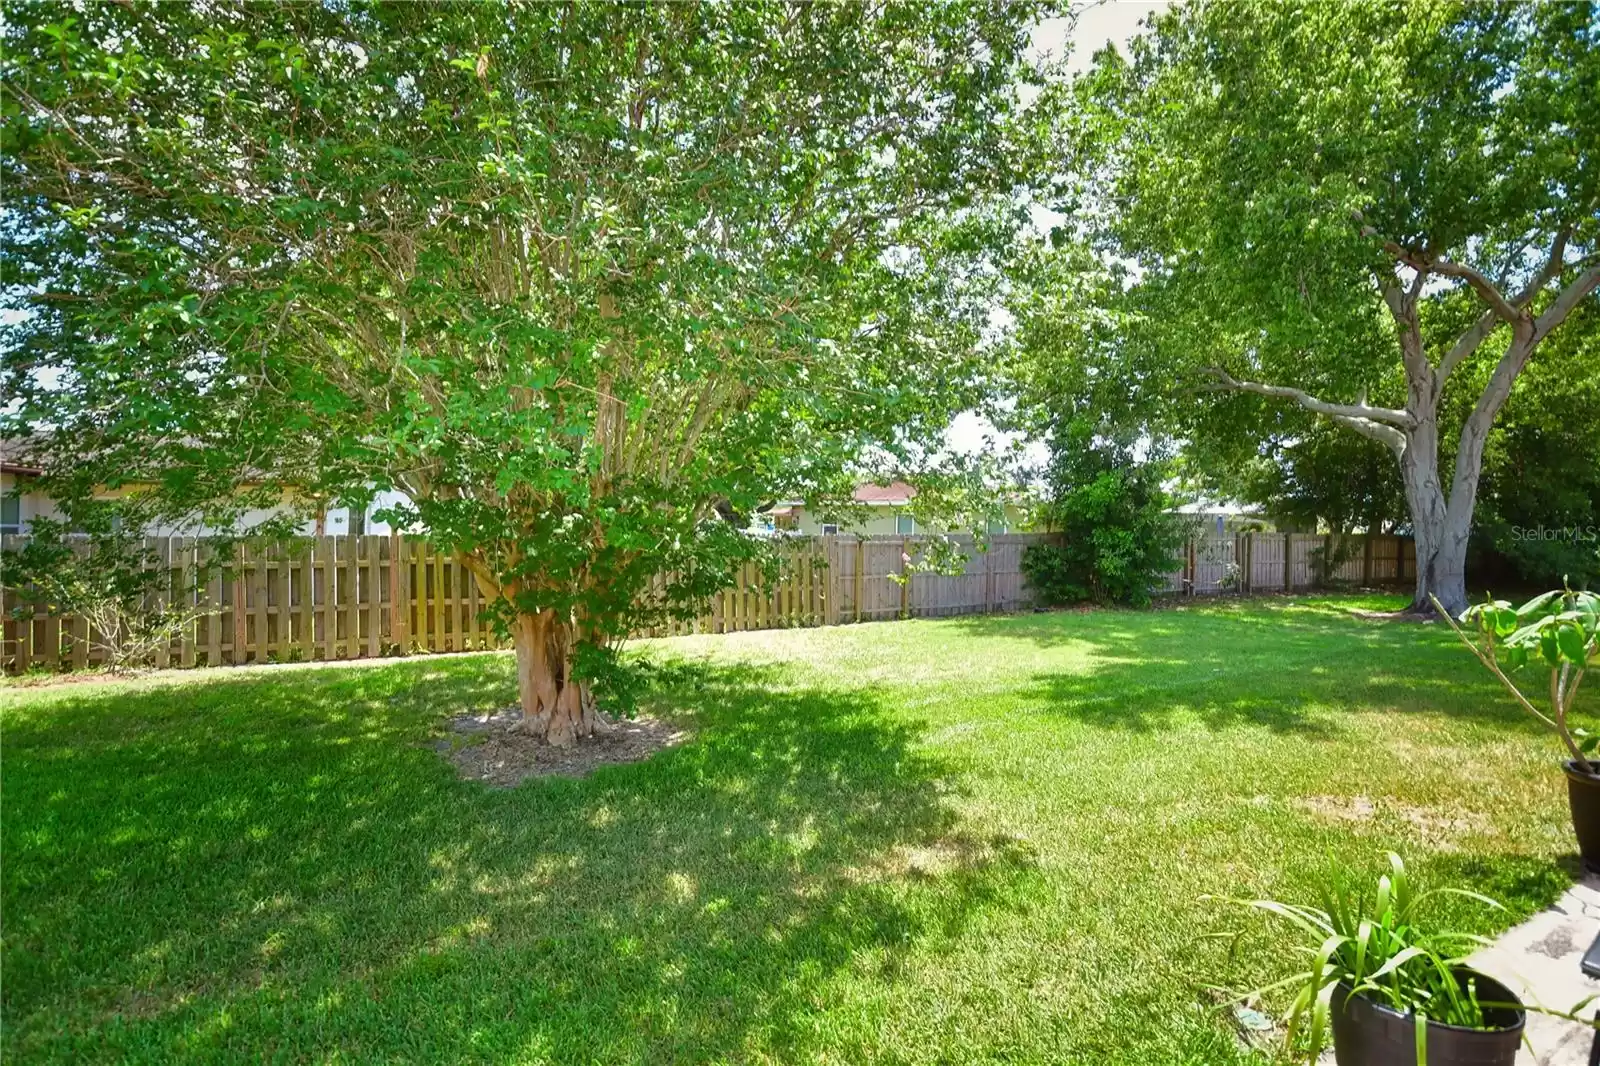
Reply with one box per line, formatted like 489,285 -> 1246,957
1516,590 -> 1563,620
1541,628 -> 1561,668
1558,623 -> 1588,665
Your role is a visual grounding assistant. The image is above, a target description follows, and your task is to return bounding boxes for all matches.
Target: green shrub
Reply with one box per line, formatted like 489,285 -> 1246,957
1022,421 -> 1185,607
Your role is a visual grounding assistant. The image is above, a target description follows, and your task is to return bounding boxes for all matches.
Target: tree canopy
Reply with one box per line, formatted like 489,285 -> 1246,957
1029,0 -> 1599,612
2,2 -> 1049,740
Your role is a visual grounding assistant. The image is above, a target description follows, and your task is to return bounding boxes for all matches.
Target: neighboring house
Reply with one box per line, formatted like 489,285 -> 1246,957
1171,500 -> 1273,537
0,444 -> 404,537
759,481 -> 1031,537
0,455 -> 46,536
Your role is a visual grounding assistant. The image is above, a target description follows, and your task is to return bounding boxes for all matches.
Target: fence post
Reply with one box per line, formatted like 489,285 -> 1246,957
319,536 -> 338,660
366,537 -> 382,658
231,543 -> 247,663
293,539 -> 312,661
900,536 -> 910,619
1362,534 -> 1374,586
149,537 -> 170,669
388,533 -> 403,650
256,546 -> 272,662
984,541 -> 994,614
854,538 -> 864,623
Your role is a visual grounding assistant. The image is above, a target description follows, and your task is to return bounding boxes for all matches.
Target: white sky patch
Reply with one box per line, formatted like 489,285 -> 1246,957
943,410 -> 1051,470
1032,2 -> 1172,74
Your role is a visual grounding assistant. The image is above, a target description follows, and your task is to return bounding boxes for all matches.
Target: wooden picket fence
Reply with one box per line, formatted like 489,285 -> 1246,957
0,531 -> 1415,672
1157,532 -> 1415,595
1,533 -> 1047,672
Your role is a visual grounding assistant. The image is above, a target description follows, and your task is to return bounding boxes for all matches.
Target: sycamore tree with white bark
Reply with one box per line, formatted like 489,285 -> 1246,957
1047,0 -> 1599,615
2,2 -> 1048,742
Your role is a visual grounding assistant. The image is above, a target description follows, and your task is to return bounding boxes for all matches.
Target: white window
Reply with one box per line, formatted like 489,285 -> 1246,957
896,514 -> 915,535
821,523 -> 839,535
1,494 -> 20,535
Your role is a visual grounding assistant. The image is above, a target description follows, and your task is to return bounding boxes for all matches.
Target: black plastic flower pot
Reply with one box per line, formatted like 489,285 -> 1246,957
1329,974 -> 1524,1066
1564,760 -> 1600,872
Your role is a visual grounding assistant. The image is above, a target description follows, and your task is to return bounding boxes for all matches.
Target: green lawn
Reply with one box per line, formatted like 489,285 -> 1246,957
1,595 -> 1580,1065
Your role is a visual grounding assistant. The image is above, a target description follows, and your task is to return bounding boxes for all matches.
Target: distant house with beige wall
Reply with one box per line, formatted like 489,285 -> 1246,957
0,456 -> 52,536
1,447 -> 396,538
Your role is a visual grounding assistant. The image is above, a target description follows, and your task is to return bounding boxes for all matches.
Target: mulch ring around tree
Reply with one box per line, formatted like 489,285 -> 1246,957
435,708 -> 691,786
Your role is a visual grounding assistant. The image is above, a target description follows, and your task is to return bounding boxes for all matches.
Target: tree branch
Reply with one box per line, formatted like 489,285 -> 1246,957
1355,211 -> 1522,322
1204,367 -> 1415,427
1204,367 -> 1410,454
1511,226 -> 1572,307
1532,261 -> 1600,344
1435,308 -> 1499,385
1425,255 -> 1522,322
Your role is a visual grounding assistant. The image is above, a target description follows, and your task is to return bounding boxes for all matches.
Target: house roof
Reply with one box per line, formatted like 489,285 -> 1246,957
1173,499 -> 1261,517
0,437 -> 45,476
853,481 -> 916,506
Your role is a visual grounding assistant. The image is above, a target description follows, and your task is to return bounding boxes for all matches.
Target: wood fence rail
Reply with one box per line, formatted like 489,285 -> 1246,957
1,530 -> 1412,673
0,533 -> 1044,672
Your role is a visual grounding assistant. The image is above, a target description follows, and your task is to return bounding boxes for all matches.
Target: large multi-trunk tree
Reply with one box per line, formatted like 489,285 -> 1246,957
1057,0 -> 1599,614
2,2 -> 1045,741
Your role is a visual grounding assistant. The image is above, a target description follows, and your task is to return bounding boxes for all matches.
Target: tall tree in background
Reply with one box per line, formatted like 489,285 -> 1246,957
2,3 -> 1046,742
1066,0 -> 1598,614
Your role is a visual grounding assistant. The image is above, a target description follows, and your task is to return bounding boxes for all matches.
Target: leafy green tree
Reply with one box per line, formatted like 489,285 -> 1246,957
1198,424 -> 1408,536
2,3 -> 1046,741
1060,0 -> 1599,614
1185,301 -> 1600,587
1020,419 -> 1184,607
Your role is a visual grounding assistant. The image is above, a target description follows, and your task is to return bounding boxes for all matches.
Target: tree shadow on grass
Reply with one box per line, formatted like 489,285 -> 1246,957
946,601 -> 1549,739
1422,852 -> 1582,919
2,655 -> 1039,1064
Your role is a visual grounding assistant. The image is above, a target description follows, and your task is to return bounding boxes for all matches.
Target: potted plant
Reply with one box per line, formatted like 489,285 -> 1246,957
1435,585 -> 1600,867
1226,854 -> 1525,1065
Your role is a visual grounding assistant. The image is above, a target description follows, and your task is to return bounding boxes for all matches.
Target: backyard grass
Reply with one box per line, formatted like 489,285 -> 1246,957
1,594 -> 1581,1065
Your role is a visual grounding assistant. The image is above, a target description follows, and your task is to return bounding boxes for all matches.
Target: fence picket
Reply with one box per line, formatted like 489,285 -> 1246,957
295,542 -> 313,661
204,543 -> 222,666
177,537 -> 196,668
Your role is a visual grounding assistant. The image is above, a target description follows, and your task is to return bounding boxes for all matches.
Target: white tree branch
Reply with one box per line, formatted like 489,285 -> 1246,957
1355,211 -> 1522,322
1532,261 -> 1600,344
1204,367 -> 1411,454
1435,308 -> 1499,385
1512,227 -> 1572,307
1205,367 -> 1415,427
1424,254 -> 1521,322
1329,413 -> 1411,456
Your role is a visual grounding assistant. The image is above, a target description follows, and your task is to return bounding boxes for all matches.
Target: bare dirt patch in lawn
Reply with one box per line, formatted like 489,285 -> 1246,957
436,708 -> 690,786
1292,794 -> 1491,850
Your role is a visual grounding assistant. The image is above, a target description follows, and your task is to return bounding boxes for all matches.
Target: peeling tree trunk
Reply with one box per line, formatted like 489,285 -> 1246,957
1404,328 -> 1536,617
509,609 -> 612,746
1398,403 -> 1471,617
